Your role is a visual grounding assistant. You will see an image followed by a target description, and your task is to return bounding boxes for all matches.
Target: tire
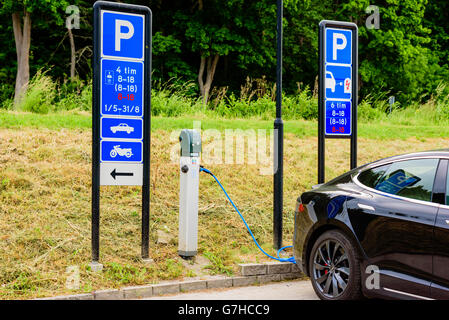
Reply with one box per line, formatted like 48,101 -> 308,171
308,229 -> 363,300
110,150 -> 117,158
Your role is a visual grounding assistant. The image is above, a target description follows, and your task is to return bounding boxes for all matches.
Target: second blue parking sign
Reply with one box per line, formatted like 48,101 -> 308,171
324,26 -> 354,136
318,20 -> 358,184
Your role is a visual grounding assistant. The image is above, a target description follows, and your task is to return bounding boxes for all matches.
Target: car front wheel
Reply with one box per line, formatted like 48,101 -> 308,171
308,229 -> 363,300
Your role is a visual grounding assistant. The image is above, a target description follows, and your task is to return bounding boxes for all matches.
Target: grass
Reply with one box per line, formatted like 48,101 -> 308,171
2,110 -> 449,140
0,112 -> 449,299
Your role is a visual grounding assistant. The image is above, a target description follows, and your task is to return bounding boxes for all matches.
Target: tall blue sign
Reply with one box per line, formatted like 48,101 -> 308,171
318,20 -> 358,184
92,1 -> 152,265
324,27 -> 353,136
99,9 -> 146,185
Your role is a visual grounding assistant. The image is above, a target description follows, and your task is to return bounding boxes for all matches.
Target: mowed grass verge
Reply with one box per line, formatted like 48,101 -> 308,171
0,111 -> 449,299
2,110 -> 449,139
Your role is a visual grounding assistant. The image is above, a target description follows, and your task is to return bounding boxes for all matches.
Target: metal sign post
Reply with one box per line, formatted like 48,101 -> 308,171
92,1 -> 152,268
318,20 -> 358,184
273,0 -> 283,250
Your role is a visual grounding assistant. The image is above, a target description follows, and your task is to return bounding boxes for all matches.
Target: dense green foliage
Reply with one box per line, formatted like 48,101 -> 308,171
0,0 -> 448,110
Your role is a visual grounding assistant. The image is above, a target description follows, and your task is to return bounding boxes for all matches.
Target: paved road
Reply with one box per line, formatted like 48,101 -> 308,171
145,280 -> 318,300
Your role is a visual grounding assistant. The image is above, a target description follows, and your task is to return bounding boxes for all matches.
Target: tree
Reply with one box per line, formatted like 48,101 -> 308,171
66,5 -> 80,81
11,9 -> 31,105
339,0 -> 447,103
1,0 -> 69,105
171,0 -> 279,103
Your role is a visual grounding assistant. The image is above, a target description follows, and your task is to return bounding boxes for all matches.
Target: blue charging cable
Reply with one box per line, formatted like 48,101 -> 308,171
200,166 -> 296,264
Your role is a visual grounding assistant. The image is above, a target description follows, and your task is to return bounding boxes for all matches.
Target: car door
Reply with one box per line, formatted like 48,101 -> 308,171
431,159 -> 449,299
348,158 -> 440,299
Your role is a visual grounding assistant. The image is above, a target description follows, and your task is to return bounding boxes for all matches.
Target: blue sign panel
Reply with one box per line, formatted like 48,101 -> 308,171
100,9 -> 145,168
325,28 -> 352,65
324,26 -> 352,136
101,59 -> 143,117
324,65 -> 351,100
101,140 -> 143,163
101,117 -> 143,140
325,100 -> 351,135
102,11 -> 144,60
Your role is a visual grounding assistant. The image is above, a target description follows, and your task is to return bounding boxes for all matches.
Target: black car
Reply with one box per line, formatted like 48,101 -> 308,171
293,150 -> 449,300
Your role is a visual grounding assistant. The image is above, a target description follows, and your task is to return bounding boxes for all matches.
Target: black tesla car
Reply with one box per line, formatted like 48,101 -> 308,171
293,150 -> 449,300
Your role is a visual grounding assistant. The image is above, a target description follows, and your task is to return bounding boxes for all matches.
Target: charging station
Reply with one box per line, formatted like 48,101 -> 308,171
178,129 -> 202,258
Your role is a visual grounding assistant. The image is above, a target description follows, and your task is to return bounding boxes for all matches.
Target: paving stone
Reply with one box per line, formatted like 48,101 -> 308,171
152,282 -> 180,296
291,264 -> 303,273
266,262 -> 292,274
38,293 -> 94,300
122,285 -> 153,299
239,263 -> 267,276
232,276 -> 258,287
257,274 -> 281,284
180,280 -> 207,292
280,272 -> 304,281
94,289 -> 124,300
207,278 -> 233,289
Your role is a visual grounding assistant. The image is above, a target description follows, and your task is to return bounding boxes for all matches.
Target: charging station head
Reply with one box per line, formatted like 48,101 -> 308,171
179,129 -> 201,157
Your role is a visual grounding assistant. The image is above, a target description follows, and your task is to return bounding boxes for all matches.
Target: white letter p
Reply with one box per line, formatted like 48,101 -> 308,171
115,19 -> 134,52
333,33 -> 347,61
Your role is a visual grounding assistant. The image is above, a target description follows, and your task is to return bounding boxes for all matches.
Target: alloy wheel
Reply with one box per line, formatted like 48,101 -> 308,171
312,239 -> 350,298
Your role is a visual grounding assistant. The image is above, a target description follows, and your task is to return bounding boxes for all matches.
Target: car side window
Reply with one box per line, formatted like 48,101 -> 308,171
374,159 -> 439,202
357,164 -> 391,189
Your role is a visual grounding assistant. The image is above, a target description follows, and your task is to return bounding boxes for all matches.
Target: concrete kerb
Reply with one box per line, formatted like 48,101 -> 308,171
36,262 -> 305,300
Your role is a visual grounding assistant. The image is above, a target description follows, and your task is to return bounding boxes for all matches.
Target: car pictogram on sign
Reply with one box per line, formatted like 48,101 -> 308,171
325,71 -> 336,93
110,123 -> 134,134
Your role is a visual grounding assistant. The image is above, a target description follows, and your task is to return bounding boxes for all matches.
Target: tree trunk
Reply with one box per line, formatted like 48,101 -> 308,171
68,27 -> 76,80
12,11 -> 31,106
198,54 -> 219,104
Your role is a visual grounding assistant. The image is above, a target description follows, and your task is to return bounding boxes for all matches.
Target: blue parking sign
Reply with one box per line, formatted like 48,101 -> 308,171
93,1 -> 152,261
102,11 -> 145,60
318,20 -> 357,183
325,28 -> 352,65
96,4 -> 149,185
323,24 -> 354,138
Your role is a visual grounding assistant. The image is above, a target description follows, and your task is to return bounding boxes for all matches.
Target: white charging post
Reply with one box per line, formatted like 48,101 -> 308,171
178,129 -> 201,258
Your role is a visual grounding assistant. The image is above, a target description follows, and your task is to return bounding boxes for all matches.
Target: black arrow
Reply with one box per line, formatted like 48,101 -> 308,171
111,168 -> 134,180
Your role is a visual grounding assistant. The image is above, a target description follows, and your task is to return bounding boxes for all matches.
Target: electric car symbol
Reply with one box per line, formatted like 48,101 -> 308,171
325,71 -> 336,93
110,123 -> 134,134
109,145 -> 133,158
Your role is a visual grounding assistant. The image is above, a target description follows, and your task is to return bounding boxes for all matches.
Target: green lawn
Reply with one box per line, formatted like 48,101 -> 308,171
1,110 -> 449,140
